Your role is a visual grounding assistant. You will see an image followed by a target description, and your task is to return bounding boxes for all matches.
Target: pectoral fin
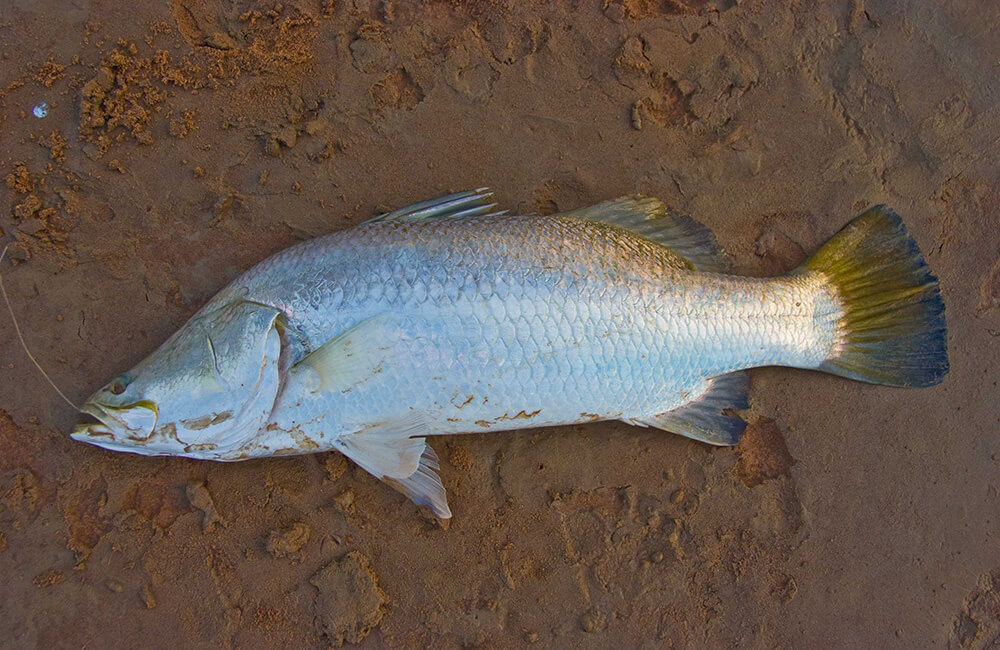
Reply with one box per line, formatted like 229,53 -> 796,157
291,313 -> 405,394
335,412 -> 452,519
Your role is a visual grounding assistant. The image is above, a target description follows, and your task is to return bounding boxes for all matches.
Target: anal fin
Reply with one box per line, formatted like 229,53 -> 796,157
629,372 -> 749,446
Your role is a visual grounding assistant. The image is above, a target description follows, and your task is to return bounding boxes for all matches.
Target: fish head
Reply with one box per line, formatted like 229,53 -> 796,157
71,299 -> 287,459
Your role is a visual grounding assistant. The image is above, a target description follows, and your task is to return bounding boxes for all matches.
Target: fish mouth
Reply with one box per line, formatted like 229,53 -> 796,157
70,411 -> 113,439
70,401 -> 158,444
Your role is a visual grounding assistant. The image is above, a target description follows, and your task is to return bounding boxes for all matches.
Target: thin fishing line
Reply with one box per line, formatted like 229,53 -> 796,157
0,245 -> 79,410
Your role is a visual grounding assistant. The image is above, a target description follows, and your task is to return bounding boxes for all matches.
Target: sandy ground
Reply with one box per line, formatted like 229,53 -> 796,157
0,0 -> 998,647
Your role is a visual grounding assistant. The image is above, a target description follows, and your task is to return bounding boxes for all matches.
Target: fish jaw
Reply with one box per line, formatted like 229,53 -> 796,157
70,403 -> 260,461
69,418 -> 222,459
70,428 -> 167,456
76,401 -> 158,440
70,399 -> 185,457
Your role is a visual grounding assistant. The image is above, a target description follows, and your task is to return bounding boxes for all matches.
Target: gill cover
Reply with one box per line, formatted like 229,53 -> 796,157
166,300 -> 286,453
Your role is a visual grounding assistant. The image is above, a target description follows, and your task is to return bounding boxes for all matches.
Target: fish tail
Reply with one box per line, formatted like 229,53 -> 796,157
802,205 -> 948,387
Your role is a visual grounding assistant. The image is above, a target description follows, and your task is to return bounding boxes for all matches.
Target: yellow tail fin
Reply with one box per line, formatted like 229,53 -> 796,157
802,206 -> 948,387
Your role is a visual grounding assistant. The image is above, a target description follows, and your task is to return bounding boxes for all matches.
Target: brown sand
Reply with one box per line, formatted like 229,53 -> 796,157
1,1 -> 998,647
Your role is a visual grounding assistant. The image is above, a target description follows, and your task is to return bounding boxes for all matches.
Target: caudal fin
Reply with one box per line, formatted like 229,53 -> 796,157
803,206 -> 948,387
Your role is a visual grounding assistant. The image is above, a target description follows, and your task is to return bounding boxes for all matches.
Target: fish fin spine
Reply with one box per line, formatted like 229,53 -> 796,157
365,188 -> 506,223
802,205 -> 948,387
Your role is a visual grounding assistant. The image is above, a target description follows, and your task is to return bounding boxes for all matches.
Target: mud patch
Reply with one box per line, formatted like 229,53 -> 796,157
949,566 -> 1000,649
310,551 -> 387,647
123,479 -> 190,530
735,418 -> 795,487
64,478 -> 109,557
603,0 -> 728,21
371,68 -> 424,112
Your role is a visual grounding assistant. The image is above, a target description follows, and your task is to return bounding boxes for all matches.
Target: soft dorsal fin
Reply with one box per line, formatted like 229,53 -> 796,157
557,197 -> 731,272
365,188 -> 507,223
626,371 -> 749,445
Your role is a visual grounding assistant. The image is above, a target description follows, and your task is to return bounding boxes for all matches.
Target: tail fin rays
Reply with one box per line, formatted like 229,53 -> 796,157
804,206 -> 948,387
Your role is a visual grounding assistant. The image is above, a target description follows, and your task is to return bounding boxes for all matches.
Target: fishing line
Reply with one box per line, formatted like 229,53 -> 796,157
0,245 -> 80,410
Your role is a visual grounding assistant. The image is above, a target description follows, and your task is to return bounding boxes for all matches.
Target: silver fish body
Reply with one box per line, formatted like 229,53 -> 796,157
234,216 -> 831,449
72,190 -> 948,518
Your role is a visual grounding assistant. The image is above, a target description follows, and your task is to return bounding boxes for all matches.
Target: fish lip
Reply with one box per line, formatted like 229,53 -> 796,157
70,422 -> 113,440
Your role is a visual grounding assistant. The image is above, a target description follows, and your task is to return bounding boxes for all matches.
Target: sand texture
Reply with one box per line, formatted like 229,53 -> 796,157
0,0 -> 998,647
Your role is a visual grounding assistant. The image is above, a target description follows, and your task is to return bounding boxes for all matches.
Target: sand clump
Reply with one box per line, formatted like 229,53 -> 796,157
310,551 -> 387,647
736,418 -> 796,487
266,522 -> 310,558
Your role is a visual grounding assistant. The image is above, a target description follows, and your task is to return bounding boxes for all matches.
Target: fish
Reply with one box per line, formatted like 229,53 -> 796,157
70,189 -> 948,519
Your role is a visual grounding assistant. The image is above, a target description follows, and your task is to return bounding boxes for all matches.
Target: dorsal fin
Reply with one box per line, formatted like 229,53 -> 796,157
557,197 -> 731,272
365,188 -> 507,224
626,371 -> 749,445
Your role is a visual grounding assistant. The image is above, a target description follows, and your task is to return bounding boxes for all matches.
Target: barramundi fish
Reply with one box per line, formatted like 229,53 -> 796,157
71,190 -> 948,518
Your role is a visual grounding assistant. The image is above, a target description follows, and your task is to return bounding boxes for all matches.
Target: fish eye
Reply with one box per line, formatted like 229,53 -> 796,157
109,377 -> 128,395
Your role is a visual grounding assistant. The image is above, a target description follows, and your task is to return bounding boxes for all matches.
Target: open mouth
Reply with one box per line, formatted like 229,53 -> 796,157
69,404 -> 114,442
70,401 -> 158,443
70,410 -> 113,439
70,403 -> 168,457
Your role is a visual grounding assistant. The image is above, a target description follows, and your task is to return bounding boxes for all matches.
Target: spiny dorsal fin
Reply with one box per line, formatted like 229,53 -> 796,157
365,188 -> 507,224
558,197 -> 731,272
627,371 -> 749,446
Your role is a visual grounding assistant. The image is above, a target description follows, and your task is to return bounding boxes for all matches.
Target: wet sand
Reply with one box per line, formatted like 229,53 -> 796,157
1,1 -> 998,647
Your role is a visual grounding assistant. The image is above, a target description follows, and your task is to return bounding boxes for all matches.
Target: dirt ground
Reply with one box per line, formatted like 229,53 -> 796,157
0,0 -> 998,647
